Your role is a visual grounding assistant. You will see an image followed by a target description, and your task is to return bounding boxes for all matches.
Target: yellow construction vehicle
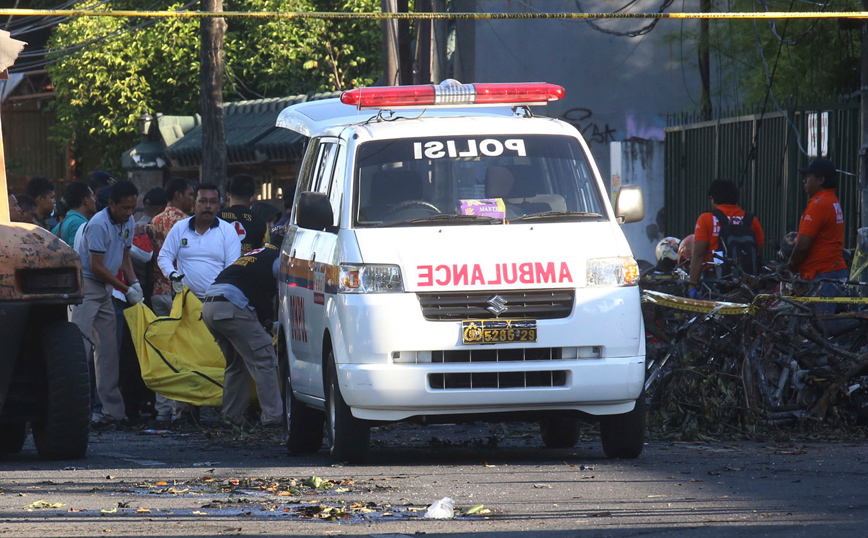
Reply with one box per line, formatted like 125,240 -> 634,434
0,31 -> 89,460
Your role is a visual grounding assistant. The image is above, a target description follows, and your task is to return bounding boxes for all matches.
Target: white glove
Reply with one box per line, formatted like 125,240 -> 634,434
169,271 -> 185,294
125,283 -> 144,304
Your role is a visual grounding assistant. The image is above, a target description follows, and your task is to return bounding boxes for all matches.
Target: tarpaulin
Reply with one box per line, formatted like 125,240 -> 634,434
124,290 -> 225,406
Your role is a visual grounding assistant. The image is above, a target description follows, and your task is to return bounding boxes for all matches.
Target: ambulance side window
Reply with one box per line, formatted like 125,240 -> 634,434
312,140 -> 340,229
298,138 -> 322,193
327,144 -> 345,228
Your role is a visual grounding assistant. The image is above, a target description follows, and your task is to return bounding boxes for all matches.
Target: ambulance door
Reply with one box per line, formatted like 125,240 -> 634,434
306,139 -> 342,397
284,138 -> 323,396
288,138 -> 341,397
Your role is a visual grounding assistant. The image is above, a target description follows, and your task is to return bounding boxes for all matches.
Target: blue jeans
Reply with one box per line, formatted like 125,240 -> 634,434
812,268 -> 849,314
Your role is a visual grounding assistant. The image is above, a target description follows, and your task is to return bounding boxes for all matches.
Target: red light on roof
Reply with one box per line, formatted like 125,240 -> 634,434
340,80 -> 565,109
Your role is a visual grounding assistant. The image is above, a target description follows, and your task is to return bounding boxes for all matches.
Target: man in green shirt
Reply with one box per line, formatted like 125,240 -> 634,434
53,181 -> 96,247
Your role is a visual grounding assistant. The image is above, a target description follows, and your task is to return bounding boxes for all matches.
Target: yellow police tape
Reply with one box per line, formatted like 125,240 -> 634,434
641,289 -> 868,316
0,8 -> 866,19
642,289 -> 752,316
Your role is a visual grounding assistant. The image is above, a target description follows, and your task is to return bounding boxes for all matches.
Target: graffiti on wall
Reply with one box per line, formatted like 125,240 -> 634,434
560,108 -> 618,146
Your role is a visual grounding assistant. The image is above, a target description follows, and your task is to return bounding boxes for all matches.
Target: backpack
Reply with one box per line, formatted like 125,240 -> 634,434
712,208 -> 759,276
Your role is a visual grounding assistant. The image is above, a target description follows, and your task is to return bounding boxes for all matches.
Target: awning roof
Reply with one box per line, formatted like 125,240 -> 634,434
162,91 -> 341,168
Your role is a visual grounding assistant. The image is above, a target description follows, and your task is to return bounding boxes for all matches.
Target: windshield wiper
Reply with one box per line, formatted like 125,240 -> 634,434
510,211 -> 604,222
376,214 -> 499,227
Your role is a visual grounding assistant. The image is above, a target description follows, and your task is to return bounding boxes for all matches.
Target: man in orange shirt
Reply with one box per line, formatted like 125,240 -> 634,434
688,179 -> 765,298
788,158 -> 847,300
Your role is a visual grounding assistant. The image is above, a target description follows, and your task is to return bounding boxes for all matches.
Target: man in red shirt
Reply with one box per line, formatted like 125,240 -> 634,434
789,158 -> 847,300
688,179 -> 765,298
146,177 -> 194,423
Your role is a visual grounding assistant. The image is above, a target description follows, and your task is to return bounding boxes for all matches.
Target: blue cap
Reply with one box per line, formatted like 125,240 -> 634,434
798,158 -> 837,177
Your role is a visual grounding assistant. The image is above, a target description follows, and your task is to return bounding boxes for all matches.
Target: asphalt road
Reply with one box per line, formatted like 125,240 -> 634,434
1,421 -> 867,537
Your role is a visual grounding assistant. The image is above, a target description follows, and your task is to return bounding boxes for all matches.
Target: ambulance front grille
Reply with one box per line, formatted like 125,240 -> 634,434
417,289 -> 574,321
428,371 -> 567,390
430,348 -> 559,363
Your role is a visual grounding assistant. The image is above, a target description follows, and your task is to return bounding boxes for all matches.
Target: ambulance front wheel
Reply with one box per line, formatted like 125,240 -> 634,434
325,351 -> 370,464
599,395 -> 646,459
280,345 -> 325,455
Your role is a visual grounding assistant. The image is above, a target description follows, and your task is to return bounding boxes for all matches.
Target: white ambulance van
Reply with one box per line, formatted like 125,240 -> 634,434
276,80 -> 646,463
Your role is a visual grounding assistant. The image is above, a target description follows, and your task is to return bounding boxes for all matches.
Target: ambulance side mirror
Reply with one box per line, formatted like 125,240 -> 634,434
297,191 -> 334,232
614,185 -> 645,224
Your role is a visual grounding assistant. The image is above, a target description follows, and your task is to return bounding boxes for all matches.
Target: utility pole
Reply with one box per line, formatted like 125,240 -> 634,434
431,0 -> 447,83
415,0 -> 432,84
861,0 -> 868,231
381,0 -> 398,85
698,0 -> 712,121
396,0 -> 412,84
200,0 -> 226,186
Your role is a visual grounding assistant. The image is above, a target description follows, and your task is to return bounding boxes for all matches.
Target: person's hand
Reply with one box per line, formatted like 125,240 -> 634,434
688,287 -> 699,300
125,283 -> 144,304
169,271 -> 185,294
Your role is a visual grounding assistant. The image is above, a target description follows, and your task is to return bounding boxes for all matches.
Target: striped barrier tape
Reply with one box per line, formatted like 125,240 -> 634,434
642,289 -> 868,316
0,9 -> 867,19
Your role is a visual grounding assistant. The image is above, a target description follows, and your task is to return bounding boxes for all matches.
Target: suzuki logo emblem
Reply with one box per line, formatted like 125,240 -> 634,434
487,295 -> 508,316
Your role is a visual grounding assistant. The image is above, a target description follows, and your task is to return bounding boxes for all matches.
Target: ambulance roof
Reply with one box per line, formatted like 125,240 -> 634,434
275,98 -> 523,138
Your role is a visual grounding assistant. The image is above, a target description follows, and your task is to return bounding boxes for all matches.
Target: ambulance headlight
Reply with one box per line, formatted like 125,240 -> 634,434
586,257 -> 639,287
339,264 -> 404,293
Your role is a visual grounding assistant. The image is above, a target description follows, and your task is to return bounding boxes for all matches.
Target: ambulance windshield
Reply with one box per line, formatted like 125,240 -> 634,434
353,135 -> 605,227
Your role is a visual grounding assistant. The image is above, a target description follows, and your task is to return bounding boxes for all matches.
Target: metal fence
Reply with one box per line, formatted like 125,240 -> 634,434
665,102 -> 861,257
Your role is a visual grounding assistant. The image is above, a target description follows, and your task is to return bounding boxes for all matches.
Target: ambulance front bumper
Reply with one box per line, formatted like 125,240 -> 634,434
337,357 -> 645,421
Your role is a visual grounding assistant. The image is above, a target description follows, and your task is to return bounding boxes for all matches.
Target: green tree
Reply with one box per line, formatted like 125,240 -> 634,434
224,0 -> 381,97
672,1 -> 861,109
46,0 -> 381,174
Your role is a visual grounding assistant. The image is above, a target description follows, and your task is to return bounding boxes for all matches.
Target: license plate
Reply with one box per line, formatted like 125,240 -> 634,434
461,319 -> 537,345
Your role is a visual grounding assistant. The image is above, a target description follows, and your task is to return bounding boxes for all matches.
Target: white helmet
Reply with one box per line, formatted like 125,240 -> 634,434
655,236 -> 681,263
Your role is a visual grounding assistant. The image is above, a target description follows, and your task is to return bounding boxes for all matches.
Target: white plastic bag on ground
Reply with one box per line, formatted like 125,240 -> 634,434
424,497 -> 455,519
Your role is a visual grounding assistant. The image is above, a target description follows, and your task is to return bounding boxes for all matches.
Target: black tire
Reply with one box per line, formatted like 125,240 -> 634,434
539,413 -> 581,449
30,321 -> 90,461
600,394 -> 646,459
279,343 -> 324,454
0,422 -> 27,454
325,351 -> 369,463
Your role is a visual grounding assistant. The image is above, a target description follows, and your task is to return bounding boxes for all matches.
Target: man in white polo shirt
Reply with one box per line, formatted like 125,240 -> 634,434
71,181 -> 142,428
156,183 -> 241,424
157,183 -> 242,299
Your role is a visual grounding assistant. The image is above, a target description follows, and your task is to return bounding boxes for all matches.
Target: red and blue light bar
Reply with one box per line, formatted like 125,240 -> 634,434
340,80 -> 565,109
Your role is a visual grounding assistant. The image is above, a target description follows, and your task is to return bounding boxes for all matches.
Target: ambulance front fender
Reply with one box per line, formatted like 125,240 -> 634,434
325,293 -> 351,366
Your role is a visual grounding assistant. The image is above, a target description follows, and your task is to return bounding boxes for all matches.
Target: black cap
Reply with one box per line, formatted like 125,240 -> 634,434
91,170 -> 119,187
143,188 -> 167,206
798,158 -> 837,177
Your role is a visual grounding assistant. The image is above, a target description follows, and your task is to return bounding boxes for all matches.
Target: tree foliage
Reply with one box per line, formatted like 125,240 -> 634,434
46,0 -> 381,174
674,0 -> 861,109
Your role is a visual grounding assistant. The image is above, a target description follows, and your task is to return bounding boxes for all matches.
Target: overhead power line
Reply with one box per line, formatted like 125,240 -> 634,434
0,9 -> 864,20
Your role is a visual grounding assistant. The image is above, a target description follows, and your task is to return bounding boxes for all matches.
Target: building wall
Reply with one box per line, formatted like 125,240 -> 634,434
611,139 -> 665,263
455,0 -> 701,189
2,100 -> 66,193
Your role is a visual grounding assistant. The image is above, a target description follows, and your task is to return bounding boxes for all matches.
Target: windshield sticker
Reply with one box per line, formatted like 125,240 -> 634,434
459,199 -> 505,218
417,262 -> 573,287
413,139 -> 526,160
